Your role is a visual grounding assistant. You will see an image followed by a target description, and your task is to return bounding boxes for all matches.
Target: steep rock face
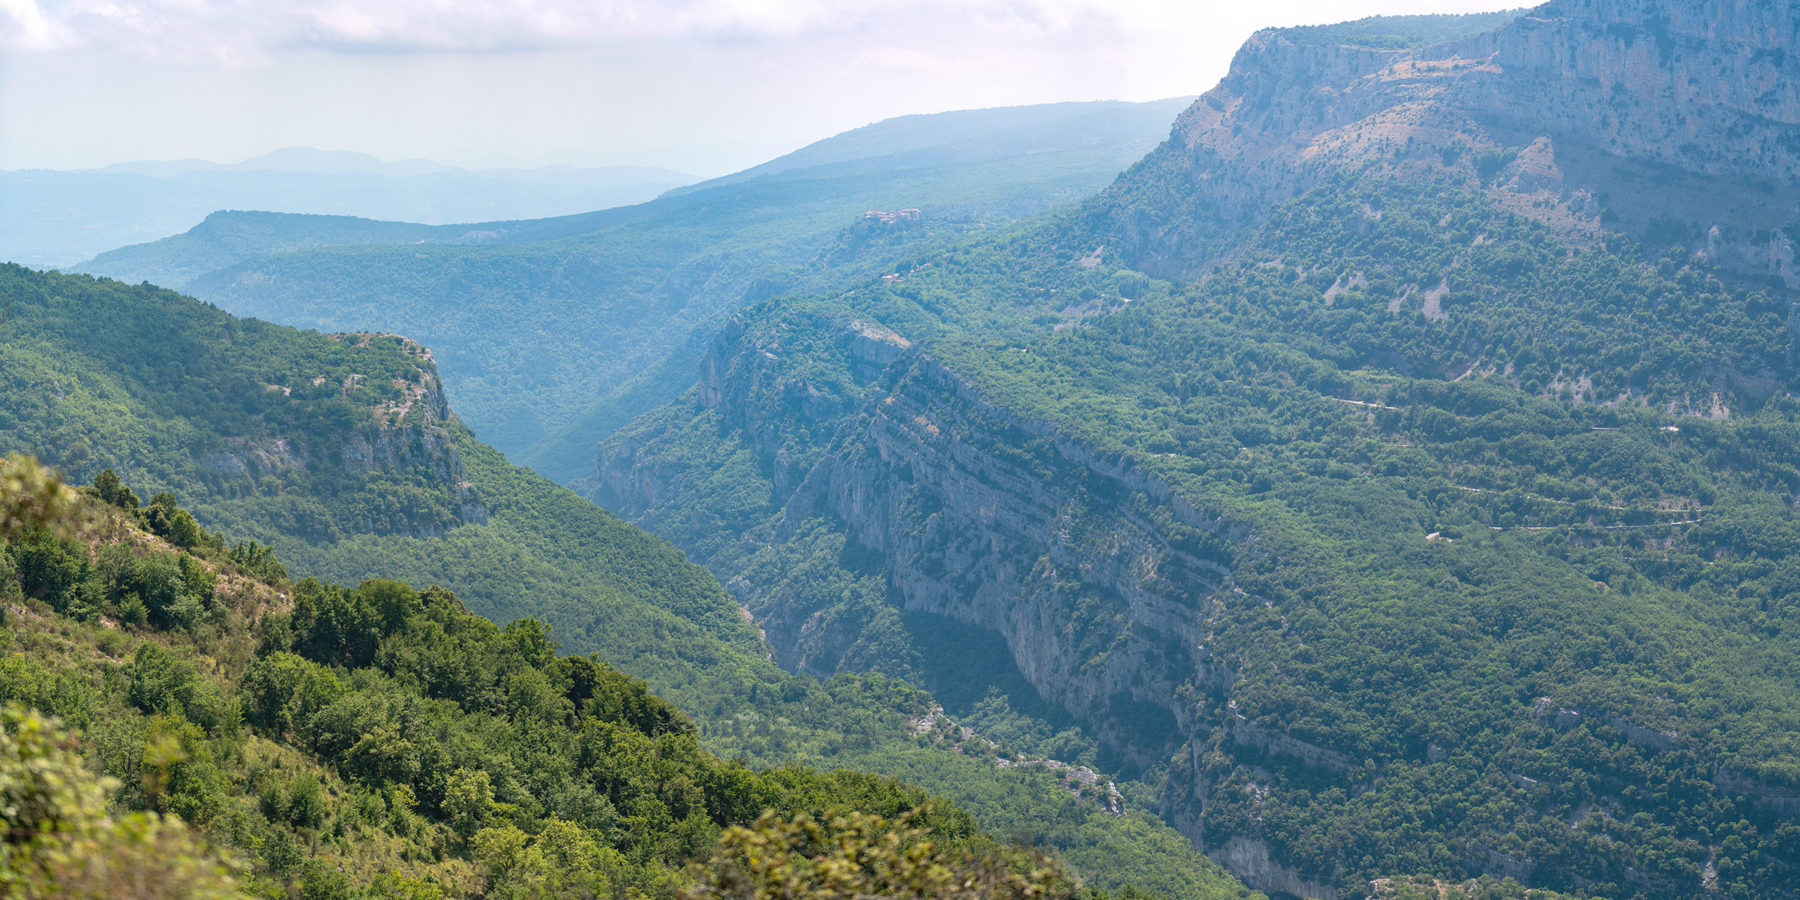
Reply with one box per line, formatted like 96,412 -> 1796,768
1210,837 -> 1342,900
346,336 -> 487,528
1096,0 -> 1800,284
780,353 -> 1238,768
352,335 -> 491,532
1464,0 -> 1799,177
596,315 -> 1364,893
201,333 -> 488,535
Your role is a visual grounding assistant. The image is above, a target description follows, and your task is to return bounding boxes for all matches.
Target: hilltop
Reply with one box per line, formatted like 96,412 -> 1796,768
0,152 -> 693,268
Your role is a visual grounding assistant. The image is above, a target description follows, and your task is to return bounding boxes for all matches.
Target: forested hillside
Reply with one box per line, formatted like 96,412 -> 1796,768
0,265 -> 1251,900
591,2 -> 1800,897
0,455 -> 1187,898
21,1 -> 1800,897
77,99 -> 1191,480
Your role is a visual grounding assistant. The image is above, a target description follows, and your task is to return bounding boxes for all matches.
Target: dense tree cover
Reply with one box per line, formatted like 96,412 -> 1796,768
685,808 -> 1139,900
596,174 -> 1800,897
0,264 -> 469,542
903,182 -> 1800,896
0,463 -> 1183,898
0,269 -> 1252,898
1371,876 -> 1581,900
0,705 -> 243,899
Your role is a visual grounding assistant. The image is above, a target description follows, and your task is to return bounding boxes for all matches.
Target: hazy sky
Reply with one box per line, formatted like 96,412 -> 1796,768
1,0 -> 1517,175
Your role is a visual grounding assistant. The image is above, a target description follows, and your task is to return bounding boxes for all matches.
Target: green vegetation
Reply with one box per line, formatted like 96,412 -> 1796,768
1271,11 -> 1524,49
1371,877 -> 1582,900
78,100 -> 1190,477
0,459 -> 1160,898
0,705 -> 242,899
0,263 -> 469,543
595,172 -> 1800,897
685,808 -> 1138,900
0,268 -> 1252,899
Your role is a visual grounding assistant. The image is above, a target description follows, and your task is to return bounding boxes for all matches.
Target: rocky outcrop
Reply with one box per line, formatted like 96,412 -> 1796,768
597,313 -> 1349,895
1213,836 -> 1342,900
197,333 -> 487,536
1095,0 -> 1800,287
778,351 -> 1238,769
909,704 -> 1127,815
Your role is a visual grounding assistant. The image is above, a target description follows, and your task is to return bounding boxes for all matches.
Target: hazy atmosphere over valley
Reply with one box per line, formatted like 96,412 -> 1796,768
2,1 -> 1798,899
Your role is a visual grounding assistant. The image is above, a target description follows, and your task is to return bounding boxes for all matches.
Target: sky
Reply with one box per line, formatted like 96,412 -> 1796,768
0,0 -> 1518,176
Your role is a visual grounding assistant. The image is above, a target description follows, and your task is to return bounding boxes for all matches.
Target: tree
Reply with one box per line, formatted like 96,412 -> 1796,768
91,469 -> 139,511
443,768 -> 495,836
685,809 -> 1085,900
0,705 -> 243,898
0,456 -> 83,541
241,652 -> 345,739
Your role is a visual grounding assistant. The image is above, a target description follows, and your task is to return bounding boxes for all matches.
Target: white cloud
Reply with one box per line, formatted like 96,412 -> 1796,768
0,0 -> 1241,63
0,0 -> 75,50
0,0 -> 1523,170
853,45 -> 954,74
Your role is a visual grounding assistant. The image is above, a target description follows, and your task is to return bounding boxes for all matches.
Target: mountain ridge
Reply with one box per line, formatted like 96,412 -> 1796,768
79,99 -> 1191,477
588,2 -> 1800,896
672,99 -> 1195,195
1088,0 -> 1799,291
1,159 -> 696,269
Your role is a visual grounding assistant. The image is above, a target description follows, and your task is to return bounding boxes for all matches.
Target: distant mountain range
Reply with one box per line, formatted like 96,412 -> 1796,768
76,98 -> 1195,479
93,147 -> 455,177
0,148 -> 695,267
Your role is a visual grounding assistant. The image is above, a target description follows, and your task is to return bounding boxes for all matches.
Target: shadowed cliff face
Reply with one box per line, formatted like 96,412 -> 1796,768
595,313 -> 1414,899
782,352 -> 1239,771
600,313 -> 1242,766
1094,0 -> 1800,287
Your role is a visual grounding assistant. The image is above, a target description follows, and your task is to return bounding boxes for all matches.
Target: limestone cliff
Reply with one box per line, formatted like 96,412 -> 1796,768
1095,0 -> 1800,287
598,314 -> 1311,887
202,333 -> 487,537
783,352 -> 1238,770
